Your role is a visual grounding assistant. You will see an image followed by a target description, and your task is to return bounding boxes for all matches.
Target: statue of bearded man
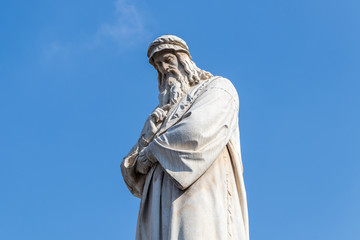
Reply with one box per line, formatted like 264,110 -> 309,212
121,35 -> 249,240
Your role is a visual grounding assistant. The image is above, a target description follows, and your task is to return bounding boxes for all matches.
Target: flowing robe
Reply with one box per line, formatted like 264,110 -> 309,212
121,77 -> 249,240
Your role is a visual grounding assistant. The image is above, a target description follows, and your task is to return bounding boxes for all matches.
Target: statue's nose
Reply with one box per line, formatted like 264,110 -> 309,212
159,62 -> 170,74
162,62 -> 169,70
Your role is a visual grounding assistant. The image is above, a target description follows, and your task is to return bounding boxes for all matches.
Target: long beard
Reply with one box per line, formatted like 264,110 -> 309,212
158,69 -> 190,107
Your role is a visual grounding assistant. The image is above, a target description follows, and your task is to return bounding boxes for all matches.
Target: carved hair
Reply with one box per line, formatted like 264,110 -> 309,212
175,52 -> 213,85
155,51 -> 213,91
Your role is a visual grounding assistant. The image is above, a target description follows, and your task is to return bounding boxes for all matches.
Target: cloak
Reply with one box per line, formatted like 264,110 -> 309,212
121,77 -> 249,240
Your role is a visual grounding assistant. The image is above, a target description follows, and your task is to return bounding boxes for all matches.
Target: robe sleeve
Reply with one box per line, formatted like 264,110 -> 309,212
120,142 -> 146,198
144,80 -> 239,190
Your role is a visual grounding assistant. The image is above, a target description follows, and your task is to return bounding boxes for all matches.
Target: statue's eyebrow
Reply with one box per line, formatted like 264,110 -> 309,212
164,55 -> 173,61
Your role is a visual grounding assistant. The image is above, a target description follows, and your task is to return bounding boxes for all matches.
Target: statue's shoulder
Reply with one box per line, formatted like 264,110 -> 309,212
207,76 -> 239,101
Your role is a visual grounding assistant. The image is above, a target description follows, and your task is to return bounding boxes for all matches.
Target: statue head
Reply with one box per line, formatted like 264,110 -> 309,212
148,35 -> 213,107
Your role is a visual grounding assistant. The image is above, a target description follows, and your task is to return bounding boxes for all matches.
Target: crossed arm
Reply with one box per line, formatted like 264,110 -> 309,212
121,80 -> 239,196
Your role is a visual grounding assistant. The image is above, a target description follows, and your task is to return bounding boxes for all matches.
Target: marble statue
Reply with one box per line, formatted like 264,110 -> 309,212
121,35 -> 249,240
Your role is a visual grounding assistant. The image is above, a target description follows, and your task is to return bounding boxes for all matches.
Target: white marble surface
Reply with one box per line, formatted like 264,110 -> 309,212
121,35 -> 249,240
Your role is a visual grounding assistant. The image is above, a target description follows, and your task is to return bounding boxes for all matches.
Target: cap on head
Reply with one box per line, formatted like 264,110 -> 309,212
147,35 -> 192,64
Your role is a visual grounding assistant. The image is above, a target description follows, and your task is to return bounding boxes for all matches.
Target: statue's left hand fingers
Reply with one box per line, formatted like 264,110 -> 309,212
151,110 -> 161,122
153,107 -> 168,122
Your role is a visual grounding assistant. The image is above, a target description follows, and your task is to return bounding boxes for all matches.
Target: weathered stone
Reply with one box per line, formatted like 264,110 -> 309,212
121,35 -> 249,240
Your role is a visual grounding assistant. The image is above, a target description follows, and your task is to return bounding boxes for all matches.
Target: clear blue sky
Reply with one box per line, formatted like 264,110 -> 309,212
1,0 -> 359,239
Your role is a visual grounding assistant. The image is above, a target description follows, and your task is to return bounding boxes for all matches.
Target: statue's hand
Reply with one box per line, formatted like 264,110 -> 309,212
139,116 -> 160,145
151,104 -> 170,122
139,105 -> 170,147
